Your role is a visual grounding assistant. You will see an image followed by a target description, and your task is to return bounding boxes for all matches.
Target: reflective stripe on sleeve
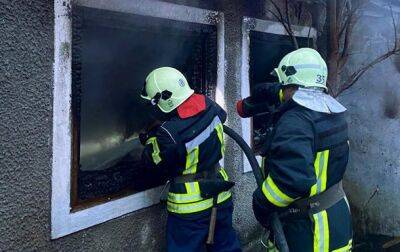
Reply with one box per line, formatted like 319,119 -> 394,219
219,167 -> 229,181
145,137 -> 162,165
262,175 -> 295,207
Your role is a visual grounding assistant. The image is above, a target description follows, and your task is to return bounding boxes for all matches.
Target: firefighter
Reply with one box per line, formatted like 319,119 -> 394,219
140,67 -> 241,252
238,48 -> 353,251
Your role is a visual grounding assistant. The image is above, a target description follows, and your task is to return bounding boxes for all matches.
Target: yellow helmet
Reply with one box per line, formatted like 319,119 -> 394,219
141,67 -> 194,113
272,48 -> 328,90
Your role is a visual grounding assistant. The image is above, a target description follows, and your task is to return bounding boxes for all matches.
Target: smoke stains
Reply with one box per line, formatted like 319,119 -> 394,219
206,12 -> 220,25
70,6 -> 218,203
64,1 -> 72,19
383,90 -> 400,119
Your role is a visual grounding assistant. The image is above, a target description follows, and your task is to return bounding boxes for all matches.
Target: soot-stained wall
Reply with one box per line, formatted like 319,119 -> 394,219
339,1 -> 400,237
0,0 -> 268,250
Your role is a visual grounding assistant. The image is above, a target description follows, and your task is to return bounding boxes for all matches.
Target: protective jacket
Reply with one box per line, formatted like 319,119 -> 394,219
253,86 -> 352,252
142,94 -> 232,215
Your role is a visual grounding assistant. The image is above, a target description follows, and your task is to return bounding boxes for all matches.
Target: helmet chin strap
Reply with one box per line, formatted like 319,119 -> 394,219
151,92 -> 161,106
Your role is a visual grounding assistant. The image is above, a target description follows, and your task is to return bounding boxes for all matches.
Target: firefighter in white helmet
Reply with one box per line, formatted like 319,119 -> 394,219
140,67 -> 241,251
237,48 -> 353,251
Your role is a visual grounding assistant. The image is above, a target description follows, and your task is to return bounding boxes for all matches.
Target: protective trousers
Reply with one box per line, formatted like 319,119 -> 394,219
166,205 -> 241,252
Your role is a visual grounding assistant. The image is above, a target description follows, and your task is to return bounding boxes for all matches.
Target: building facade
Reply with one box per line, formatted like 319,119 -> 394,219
1,0 -> 399,251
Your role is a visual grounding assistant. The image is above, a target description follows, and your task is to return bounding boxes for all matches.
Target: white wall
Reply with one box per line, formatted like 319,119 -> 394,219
340,1 -> 400,236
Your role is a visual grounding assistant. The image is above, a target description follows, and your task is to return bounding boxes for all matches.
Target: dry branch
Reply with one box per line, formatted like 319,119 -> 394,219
307,20 -> 313,47
296,2 -> 303,24
338,1 -> 354,39
266,0 -> 299,49
327,0 -> 340,94
338,14 -> 356,70
338,0 -> 364,71
338,6 -> 400,95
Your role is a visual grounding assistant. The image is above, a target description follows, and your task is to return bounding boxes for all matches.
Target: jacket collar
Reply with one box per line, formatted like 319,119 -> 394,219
177,94 -> 206,119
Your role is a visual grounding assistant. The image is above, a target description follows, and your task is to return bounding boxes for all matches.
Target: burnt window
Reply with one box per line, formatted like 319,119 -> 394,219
249,31 -> 310,153
71,6 -> 217,209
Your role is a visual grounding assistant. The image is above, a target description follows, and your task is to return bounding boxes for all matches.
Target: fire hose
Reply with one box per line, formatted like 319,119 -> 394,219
223,125 -> 289,252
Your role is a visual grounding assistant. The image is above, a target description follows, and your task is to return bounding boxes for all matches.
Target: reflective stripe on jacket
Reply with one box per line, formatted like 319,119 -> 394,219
142,95 -> 231,214
258,99 -> 352,252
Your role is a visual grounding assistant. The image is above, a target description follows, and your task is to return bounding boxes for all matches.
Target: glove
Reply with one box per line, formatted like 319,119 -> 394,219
251,82 -> 282,104
236,97 -> 271,118
139,132 -> 149,146
252,188 -> 274,228
236,99 -> 245,118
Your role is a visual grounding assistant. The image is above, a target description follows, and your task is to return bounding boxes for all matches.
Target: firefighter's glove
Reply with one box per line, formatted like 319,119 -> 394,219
199,180 -> 235,199
252,189 -> 273,229
236,97 -> 271,118
236,99 -> 246,118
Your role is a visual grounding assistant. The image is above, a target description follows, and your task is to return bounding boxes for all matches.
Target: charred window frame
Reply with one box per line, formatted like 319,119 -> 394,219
241,17 -> 316,172
52,0 -> 225,239
70,6 -> 218,210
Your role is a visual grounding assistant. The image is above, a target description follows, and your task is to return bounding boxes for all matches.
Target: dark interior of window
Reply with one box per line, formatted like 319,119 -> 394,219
249,31 -> 310,153
71,6 -> 217,209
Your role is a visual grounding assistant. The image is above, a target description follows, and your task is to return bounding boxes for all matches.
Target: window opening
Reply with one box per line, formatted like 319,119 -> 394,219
71,6 -> 218,209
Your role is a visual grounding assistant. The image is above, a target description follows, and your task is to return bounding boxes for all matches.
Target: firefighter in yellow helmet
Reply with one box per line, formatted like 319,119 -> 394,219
238,48 -> 353,251
140,67 -> 241,251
